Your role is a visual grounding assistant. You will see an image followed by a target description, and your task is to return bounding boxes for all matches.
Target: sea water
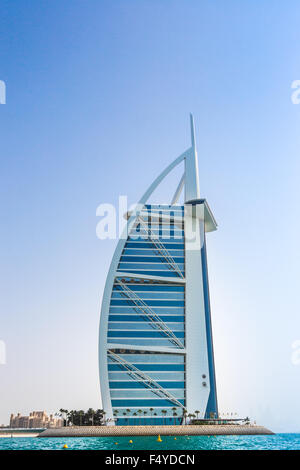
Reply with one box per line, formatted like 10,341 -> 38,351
0,434 -> 299,450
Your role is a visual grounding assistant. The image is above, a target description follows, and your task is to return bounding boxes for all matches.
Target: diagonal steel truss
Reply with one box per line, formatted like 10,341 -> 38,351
108,349 -> 185,409
135,216 -> 184,279
115,278 -> 184,349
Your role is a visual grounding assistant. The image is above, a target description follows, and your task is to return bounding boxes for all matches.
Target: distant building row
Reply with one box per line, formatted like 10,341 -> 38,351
10,411 -> 63,429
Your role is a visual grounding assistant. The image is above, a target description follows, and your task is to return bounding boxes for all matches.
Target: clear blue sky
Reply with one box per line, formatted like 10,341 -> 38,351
1,0 -> 300,431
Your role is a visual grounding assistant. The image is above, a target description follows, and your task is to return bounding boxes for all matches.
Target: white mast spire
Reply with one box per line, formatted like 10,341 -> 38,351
190,112 -> 196,149
184,113 -> 200,202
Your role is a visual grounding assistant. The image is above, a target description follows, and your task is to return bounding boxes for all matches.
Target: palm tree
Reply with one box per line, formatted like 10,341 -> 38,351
133,412 -> 137,426
188,413 -> 194,424
93,409 -> 104,426
143,410 -> 147,425
87,408 -> 95,426
123,412 -> 127,425
71,410 -> 79,426
69,410 -> 75,426
173,412 -> 178,425
195,410 -> 200,420
183,409 -> 187,425
79,410 -> 84,426
59,409 -> 68,427
161,409 -> 167,425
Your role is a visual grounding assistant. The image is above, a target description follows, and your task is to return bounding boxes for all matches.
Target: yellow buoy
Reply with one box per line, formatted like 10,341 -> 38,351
63,444 -> 68,449
174,437 -> 177,440
157,434 -> 162,442
115,442 -> 118,445
129,440 -> 133,444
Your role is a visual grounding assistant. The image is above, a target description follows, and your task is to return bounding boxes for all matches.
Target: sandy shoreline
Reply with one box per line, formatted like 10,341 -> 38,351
0,433 -> 40,438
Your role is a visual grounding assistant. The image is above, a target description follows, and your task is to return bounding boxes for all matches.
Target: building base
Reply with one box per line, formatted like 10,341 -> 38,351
38,424 -> 273,438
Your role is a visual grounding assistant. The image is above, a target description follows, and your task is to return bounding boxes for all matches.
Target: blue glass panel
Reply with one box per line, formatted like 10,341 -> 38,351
128,233 -> 184,241
131,231 -> 184,238
108,363 -> 185,371
108,331 -> 184,338
111,399 -> 185,407
120,256 -> 185,263
110,299 -> 184,307
109,372 -> 184,381
135,223 -> 183,229
108,315 -> 184,322
107,338 -> 183,347
108,354 -> 185,364
112,291 -> 184,300
123,249 -> 184,257
109,307 -> 184,314
118,262 -> 184,270
125,242 -> 184,250
108,323 -> 184,332
139,220 -> 183,227
109,381 -> 185,389
110,389 -> 185,398
154,238 -> 184,244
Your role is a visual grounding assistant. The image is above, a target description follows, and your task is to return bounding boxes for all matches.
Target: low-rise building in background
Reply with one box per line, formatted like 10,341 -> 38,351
10,411 -> 63,428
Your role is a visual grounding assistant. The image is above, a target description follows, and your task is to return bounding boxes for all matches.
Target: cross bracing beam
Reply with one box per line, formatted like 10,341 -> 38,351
107,349 -> 185,410
115,278 -> 185,349
171,173 -> 185,205
135,216 -> 184,279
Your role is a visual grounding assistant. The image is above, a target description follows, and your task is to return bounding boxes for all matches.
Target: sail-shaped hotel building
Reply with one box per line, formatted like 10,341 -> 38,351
99,116 -> 218,425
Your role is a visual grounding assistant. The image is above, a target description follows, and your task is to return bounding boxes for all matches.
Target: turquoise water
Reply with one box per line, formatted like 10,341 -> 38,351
0,434 -> 299,450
